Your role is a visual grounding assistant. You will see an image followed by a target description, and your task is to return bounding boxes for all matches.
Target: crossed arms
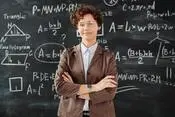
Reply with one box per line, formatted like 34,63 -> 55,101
54,50 -> 118,104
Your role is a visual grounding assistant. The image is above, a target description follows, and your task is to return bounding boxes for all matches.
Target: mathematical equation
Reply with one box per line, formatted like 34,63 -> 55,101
115,32 -> 175,65
33,43 -> 65,63
118,72 -> 175,87
109,21 -> 175,32
37,20 -> 62,36
26,72 -> 55,96
32,3 -> 78,15
8,72 -> 57,98
162,45 -> 175,59
104,0 -> 155,11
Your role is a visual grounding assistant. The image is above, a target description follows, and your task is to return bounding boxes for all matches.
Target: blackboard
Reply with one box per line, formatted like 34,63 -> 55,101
0,0 -> 175,117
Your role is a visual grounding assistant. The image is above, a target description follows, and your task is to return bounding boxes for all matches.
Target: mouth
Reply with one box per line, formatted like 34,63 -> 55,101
83,32 -> 91,35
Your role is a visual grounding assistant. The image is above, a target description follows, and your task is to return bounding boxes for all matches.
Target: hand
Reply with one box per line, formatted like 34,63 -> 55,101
94,75 -> 117,92
78,93 -> 90,100
62,72 -> 73,83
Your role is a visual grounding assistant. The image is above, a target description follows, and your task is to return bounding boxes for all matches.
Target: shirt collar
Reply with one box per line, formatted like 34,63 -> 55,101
81,42 -> 98,55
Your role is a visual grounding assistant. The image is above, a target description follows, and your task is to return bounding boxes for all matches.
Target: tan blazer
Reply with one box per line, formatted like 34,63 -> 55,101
54,44 -> 118,117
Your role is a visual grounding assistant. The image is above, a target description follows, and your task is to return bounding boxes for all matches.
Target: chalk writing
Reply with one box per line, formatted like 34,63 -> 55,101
26,83 -> 44,96
32,3 -> 78,15
149,32 -> 170,65
147,10 -> 175,19
122,1 -> 155,11
109,21 -> 175,32
162,45 -> 175,59
9,77 -> 23,92
166,67 -> 172,80
33,72 -> 55,82
37,20 -> 62,36
34,43 -> 65,63
125,21 -> 174,32
128,48 -> 154,64
3,12 -> 26,20
118,73 -> 161,84
0,44 -> 30,50
103,0 -> 118,7
0,23 -> 31,43
1,51 -> 28,66
102,10 -> 113,16
118,72 -> 175,87
116,85 -> 140,94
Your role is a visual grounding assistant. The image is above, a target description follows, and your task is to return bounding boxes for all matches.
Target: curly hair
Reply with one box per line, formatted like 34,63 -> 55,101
70,4 -> 103,28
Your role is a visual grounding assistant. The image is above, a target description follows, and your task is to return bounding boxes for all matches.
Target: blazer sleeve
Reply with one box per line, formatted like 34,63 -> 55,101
89,52 -> 118,105
54,49 -> 80,98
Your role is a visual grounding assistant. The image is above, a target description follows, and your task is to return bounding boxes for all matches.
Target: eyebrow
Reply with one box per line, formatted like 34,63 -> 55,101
79,21 -> 96,23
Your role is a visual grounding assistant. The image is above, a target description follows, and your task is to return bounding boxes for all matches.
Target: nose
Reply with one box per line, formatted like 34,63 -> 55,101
84,24 -> 89,29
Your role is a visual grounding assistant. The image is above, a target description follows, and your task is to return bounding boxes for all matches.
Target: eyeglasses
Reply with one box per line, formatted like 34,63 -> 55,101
78,21 -> 97,28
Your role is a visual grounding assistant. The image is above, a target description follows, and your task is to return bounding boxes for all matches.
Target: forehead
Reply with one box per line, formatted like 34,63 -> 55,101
79,14 -> 96,22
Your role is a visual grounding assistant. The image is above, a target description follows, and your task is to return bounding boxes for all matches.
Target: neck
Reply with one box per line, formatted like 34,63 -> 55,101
81,38 -> 97,48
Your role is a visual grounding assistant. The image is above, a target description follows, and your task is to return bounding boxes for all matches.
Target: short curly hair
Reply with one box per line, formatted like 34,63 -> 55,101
70,4 -> 103,28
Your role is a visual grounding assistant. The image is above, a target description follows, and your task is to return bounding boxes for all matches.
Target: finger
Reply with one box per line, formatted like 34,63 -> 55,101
64,72 -> 72,80
64,72 -> 73,82
63,72 -> 70,78
62,74 -> 66,79
103,79 -> 116,84
64,72 -> 70,77
104,75 -> 115,79
106,82 -> 117,87
62,74 -> 68,81
62,74 -> 71,82
109,80 -> 117,85
104,79 -> 117,86
63,72 -> 73,81
107,84 -> 117,88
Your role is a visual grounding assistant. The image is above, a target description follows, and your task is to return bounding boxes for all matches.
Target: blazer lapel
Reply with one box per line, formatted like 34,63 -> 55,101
88,45 -> 103,69
73,44 -> 103,83
74,44 -> 85,82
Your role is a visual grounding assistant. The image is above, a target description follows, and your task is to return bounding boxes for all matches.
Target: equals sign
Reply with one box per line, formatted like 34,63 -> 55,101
122,56 -> 127,60
117,25 -> 124,30
36,9 -> 41,12
44,28 -> 48,31
166,67 -> 172,80
172,12 -> 175,16
45,54 -> 51,58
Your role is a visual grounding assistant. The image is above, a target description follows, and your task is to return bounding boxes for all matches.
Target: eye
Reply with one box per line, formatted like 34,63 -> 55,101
78,21 -> 96,27
88,22 -> 94,26
79,23 -> 85,27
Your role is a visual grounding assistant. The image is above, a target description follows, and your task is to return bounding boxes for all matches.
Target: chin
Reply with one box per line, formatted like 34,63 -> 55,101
83,36 -> 90,39
85,37 -> 92,40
